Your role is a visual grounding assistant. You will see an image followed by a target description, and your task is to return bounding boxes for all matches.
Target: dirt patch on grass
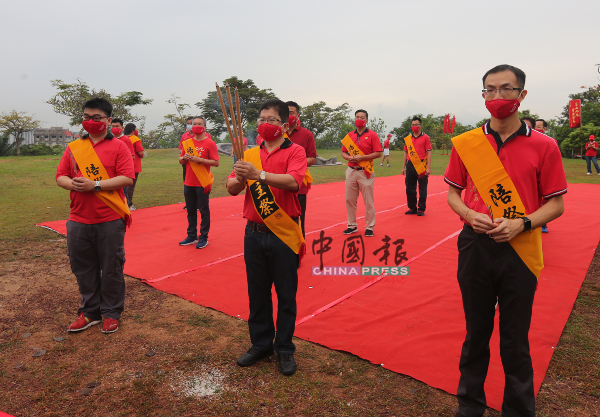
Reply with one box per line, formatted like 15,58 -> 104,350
0,239 -> 598,416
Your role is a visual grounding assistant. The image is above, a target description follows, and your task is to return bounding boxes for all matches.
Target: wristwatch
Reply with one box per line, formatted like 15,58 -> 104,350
259,171 -> 266,181
519,216 -> 531,232
93,181 -> 101,192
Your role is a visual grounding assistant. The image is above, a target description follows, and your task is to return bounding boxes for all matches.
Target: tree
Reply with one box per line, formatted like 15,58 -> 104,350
301,101 -> 352,140
46,79 -> 152,127
391,113 -> 474,150
145,95 -> 192,149
560,123 -> 600,157
0,110 -> 41,156
551,84 -> 600,147
196,76 -> 276,138
0,131 -> 15,157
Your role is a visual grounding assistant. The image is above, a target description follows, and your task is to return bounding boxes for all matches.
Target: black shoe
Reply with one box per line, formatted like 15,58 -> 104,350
278,353 -> 297,376
342,227 -> 358,235
365,229 -> 374,237
405,210 -> 417,215
417,211 -> 425,216
236,346 -> 273,367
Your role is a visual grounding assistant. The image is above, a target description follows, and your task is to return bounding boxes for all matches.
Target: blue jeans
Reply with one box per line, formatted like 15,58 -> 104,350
586,156 -> 600,173
244,224 -> 299,354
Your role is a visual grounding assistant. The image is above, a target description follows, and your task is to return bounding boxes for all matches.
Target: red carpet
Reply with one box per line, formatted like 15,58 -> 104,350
37,176 -> 600,411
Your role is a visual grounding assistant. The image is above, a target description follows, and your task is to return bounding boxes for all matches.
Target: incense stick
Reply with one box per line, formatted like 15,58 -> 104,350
225,84 -> 241,159
234,87 -> 244,158
215,83 -> 240,159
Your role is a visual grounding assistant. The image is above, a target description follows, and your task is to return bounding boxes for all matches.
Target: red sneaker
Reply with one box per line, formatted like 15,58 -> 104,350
67,313 -> 101,332
101,318 -> 119,334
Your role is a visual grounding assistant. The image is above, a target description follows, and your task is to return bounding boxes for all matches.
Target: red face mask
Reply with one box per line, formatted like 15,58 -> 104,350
134,130 -> 139,136
411,126 -> 420,134
110,127 -> 123,136
192,126 -> 206,135
355,119 -> 366,129
83,120 -> 107,135
534,128 -> 544,133
257,123 -> 283,142
485,98 -> 521,120
288,115 -> 298,125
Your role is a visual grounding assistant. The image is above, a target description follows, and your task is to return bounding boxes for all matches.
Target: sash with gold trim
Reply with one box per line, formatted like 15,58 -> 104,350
404,135 -> 428,177
68,139 -> 132,226
341,134 -> 374,178
244,146 -> 306,258
452,128 -> 543,279
284,133 -> 313,187
183,138 -> 215,192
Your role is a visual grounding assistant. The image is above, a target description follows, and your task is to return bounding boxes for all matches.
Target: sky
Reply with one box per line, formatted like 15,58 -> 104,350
1,0 -> 598,133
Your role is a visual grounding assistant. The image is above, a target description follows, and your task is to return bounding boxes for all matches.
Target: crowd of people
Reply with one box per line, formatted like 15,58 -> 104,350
55,63 -> 580,416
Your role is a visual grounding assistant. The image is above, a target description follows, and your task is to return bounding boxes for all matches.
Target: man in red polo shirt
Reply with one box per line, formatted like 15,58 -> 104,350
286,101 -> 317,237
402,117 -> 432,216
110,118 -> 135,199
179,116 -> 219,249
585,134 -> 600,175
56,97 -> 134,335
341,109 -> 383,237
123,123 -> 144,210
380,133 -> 392,167
227,98 -> 306,377
444,65 -> 567,417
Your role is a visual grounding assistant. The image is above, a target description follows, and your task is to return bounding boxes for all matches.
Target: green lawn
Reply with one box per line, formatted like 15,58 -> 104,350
0,149 -> 597,243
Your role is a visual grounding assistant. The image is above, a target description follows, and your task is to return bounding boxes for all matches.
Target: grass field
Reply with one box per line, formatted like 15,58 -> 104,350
0,149 -> 599,416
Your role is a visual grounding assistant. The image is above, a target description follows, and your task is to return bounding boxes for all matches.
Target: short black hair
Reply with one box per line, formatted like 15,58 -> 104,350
186,117 -> 193,123
123,123 -> 136,135
482,64 -> 526,89
521,116 -> 536,127
82,97 -> 112,117
259,98 -> 289,124
355,109 -> 368,119
112,118 -> 124,126
193,116 -> 207,126
286,101 -> 301,113
535,119 -> 548,128
411,116 -> 422,124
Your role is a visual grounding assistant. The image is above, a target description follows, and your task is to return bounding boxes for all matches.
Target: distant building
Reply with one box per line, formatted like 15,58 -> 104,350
9,127 -> 78,148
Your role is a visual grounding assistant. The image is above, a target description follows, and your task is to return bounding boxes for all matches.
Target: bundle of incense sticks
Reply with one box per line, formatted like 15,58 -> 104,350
215,82 -> 244,160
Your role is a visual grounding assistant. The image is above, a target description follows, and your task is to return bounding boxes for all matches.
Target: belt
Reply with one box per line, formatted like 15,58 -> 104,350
247,218 -> 299,233
349,166 -> 364,171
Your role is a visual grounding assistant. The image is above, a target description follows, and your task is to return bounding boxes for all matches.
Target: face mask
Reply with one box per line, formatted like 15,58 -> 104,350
485,95 -> 522,120
288,115 -> 298,125
192,126 -> 206,135
257,123 -> 283,142
297,118 -> 301,128
411,126 -> 420,134
534,128 -> 544,133
83,120 -> 107,135
355,119 -> 366,129
134,130 -> 139,136
110,127 -> 123,136
186,124 -> 193,131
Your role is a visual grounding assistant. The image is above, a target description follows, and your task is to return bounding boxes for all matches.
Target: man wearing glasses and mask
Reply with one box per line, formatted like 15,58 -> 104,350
444,65 -> 567,417
227,98 -> 307,376
56,98 -> 134,335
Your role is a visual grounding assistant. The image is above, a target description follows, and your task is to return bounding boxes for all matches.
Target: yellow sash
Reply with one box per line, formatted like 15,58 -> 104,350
68,139 -> 131,225
341,134 -> 374,177
452,128 -> 543,279
129,135 -> 141,145
183,138 -> 215,192
244,146 -> 305,256
404,135 -> 427,176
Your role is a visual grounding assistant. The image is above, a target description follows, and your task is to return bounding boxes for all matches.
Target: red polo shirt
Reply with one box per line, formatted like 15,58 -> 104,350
130,136 -> 144,173
116,135 -> 135,159
444,121 -> 567,225
383,138 -> 390,149
228,138 -> 307,224
403,133 -> 432,159
56,137 -> 135,224
288,126 -> 317,194
178,130 -> 195,149
341,129 -> 383,167
585,140 -> 598,157
180,137 -> 220,187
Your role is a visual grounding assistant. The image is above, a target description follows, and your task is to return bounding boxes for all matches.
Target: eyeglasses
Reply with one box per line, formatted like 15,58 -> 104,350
257,118 -> 282,124
82,114 -> 109,122
482,87 -> 523,96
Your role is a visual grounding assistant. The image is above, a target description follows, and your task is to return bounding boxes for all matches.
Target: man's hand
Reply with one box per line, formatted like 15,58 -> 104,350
349,155 -> 363,163
466,210 -> 497,234
72,177 -> 95,192
486,217 -> 524,242
234,160 -> 260,181
425,167 -> 431,176
401,167 -> 405,175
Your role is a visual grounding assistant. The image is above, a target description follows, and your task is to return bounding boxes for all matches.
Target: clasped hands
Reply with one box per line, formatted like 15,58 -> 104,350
71,177 -> 95,192
182,153 -> 204,164
467,211 -> 524,242
233,160 -> 260,183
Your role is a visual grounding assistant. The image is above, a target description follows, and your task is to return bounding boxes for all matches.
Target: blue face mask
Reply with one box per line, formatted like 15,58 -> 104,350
186,124 -> 193,131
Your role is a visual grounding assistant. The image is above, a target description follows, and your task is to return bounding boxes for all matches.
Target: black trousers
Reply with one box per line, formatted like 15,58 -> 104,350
244,225 -> 299,354
298,193 -> 307,238
126,172 -> 139,206
184,185 -> 210,239
182,164 -> 187,182
457,225 -> 537,417
66,219 -> 126,320
405,160 -> 428,212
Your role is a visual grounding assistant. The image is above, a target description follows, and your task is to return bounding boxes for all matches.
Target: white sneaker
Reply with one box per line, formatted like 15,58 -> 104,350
129,205 -> 136,211
380,163 -> 383,166
587,173 -> 592,175
387,164 -> 390,167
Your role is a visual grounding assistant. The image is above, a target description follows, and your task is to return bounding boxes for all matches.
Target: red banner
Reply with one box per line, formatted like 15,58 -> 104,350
452,115 -> 456,133
569,99 -> 581,128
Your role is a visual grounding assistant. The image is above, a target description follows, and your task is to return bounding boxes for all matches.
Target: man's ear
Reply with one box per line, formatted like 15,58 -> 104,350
518,90 -> 528,102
